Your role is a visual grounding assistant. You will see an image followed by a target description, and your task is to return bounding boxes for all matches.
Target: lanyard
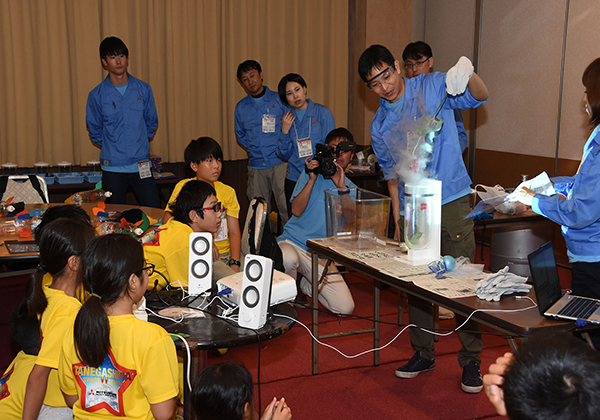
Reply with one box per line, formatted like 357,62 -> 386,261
293,116 -> 311,141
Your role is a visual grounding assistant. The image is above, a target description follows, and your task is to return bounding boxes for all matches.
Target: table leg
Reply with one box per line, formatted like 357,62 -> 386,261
183,349 -> 208,420
374,280 -> 380,366
311,251 -> 319,375
507,337 -> 519,353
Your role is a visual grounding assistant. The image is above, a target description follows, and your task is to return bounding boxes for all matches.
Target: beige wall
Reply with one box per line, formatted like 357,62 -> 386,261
418,0 -> 600,186
348,0 -> 412,145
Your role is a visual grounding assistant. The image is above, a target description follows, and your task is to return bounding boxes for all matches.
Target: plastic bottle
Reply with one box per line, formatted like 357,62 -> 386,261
30,211 -> 42,231
65,189 -> 112,206
428,255 -> 456,278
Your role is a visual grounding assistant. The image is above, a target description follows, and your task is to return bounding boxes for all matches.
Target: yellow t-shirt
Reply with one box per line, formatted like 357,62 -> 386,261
38,286 -> 81,407
165,178 -> 240,255
59,315 -> 179,420
142,218 -> 194,289
0,351 -> 37,419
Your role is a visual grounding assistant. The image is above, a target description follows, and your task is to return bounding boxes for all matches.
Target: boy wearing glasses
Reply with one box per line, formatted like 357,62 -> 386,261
163,137 -> 242,273
358,44 -> 489,393
402,41 -> 468,154
143,180 -> 235,290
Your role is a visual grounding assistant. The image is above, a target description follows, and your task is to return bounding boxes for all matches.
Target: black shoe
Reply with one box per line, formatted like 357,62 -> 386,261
395,351 -> 435,378
294,289 -> 309,307
461,360 -> 483,393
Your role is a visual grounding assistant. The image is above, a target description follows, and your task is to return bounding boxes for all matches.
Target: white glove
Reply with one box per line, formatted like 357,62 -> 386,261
446,56 -> 474,96
514,186 -> 534,207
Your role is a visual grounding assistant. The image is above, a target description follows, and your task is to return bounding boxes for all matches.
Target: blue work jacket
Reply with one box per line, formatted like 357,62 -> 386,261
533,125 -> 600,262
370,72 -> 486,209
234,87 -> 286,169
276,99 -> 335,182
86,74 -> 158,167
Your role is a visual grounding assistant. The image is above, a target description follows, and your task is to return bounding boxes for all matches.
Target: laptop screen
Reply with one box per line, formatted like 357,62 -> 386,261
527,241 -> 563,316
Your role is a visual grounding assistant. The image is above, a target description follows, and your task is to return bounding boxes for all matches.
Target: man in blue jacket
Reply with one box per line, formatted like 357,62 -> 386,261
86,37 -> 160,207
234,60 -> 288,226
359,44 -> 489,393
402,41 -> 469,154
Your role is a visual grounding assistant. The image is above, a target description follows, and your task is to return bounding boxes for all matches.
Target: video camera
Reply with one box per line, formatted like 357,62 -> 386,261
307,141 -> 357,178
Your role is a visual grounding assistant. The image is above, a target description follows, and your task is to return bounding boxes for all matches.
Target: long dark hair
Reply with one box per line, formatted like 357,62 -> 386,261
74,234 -> 144,367
191,362 -> 254,420
26,218 -> 95,317
583,57 -> 600,127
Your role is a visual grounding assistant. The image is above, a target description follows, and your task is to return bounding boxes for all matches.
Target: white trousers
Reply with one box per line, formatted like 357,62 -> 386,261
279,239 -> 354,315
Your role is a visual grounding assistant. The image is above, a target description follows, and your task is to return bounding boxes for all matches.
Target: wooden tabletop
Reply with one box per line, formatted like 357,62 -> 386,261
307,237 -> 574,337
0,203 -> 165,261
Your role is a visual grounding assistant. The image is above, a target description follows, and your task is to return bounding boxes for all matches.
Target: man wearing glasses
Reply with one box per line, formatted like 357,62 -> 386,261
142,180 -> 234,290
403,41 -> 469,154
358,44 -> 489,393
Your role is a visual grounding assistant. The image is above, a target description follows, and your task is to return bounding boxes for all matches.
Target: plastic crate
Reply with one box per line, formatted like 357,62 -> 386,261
23,173 -> 55,185
53,172 -> 85,184
81,171 -> 102,183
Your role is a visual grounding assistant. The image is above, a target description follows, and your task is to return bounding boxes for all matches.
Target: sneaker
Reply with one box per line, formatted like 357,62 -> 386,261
395,351 -> 435,378
461,360 -> 483,393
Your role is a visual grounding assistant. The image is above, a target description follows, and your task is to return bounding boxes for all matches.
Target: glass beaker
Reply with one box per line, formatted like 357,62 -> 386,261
86,160 -> 100,173
404,183 -> 436,250
1,163 -> 18,175
57,161 -> 72,174
34,162 -> 49,175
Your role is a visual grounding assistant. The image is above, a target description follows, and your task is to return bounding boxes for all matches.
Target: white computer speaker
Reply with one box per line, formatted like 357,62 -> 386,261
188,232 -> 213,295
238,254 -> 273,329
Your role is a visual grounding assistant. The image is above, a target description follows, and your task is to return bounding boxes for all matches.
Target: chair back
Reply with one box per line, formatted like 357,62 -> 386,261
0,175 -> 49,204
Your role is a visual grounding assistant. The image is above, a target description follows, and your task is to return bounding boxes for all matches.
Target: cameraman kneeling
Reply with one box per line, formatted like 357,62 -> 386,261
277,128 -> 357,315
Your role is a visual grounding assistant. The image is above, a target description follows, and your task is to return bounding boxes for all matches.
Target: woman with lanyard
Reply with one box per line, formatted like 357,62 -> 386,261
516,57 -> 600,348
277,73 -> 335,218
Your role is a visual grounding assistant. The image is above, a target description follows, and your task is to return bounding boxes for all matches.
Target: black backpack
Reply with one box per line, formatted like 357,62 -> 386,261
243,197 -> 284,272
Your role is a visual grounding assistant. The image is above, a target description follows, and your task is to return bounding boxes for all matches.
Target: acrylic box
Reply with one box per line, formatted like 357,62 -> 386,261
324,188 -> 391,239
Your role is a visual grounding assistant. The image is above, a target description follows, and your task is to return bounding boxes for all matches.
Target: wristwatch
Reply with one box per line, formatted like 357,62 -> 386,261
228,258 -> 241,267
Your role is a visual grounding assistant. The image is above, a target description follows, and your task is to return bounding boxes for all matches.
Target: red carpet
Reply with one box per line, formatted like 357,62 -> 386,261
204,244 -> 572,419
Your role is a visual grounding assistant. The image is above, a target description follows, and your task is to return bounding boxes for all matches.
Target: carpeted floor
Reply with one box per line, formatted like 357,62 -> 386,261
205,244 -> 573,419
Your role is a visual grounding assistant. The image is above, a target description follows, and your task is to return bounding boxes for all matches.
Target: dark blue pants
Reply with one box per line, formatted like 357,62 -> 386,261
102,171 -> 161,208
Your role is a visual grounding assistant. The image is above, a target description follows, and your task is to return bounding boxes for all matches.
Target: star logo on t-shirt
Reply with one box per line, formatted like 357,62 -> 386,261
73,349 -> 136,416
0,366 -> 14,401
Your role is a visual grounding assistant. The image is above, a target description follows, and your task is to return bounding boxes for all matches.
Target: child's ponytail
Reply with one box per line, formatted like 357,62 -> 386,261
26,218 -> 95,317
74,234 -> 145,368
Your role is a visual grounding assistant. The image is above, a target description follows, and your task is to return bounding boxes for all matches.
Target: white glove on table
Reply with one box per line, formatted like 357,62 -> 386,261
446,56 -> 474,96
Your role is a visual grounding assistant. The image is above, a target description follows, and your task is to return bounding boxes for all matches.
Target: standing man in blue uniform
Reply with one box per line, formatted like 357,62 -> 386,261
86,37 -> 160,208
358,44 -> 489,393
402,41 -> 469,154
234,60 -> 289,226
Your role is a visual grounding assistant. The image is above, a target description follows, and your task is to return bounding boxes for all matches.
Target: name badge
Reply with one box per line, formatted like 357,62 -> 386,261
262,115 -> 276,133
297,138 -> 313,158
138,161 -> 152,179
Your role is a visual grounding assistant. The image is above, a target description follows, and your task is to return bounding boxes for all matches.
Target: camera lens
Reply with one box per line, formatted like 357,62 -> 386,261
321,160 -> 337,178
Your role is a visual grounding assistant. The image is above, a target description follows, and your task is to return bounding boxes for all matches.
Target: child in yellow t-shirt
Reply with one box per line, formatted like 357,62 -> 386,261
58,234 -> 179,420
0,303 -> 40,419
164,137 -> 242,272
20,218 -> 96,420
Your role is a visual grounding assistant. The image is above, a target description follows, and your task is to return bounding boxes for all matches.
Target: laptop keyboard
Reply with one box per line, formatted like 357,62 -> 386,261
558,297 -> 600,319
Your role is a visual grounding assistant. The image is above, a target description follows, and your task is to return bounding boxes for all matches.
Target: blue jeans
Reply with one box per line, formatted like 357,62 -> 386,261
102,171 -> 161,208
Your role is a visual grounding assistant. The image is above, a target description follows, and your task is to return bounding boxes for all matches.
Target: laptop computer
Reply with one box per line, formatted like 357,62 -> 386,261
528,241 -> 600,324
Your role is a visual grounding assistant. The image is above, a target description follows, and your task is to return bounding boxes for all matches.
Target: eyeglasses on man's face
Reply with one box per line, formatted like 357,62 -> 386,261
404,57 -> 430,70
366,66 -> 396,90
203,201 -> 223,213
